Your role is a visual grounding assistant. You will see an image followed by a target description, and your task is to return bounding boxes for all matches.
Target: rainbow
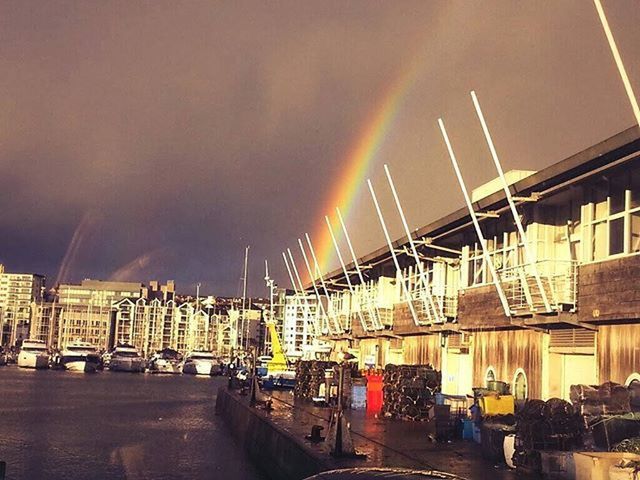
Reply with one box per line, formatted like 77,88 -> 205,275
55,211 -> 98,286
311,57 -> 423,276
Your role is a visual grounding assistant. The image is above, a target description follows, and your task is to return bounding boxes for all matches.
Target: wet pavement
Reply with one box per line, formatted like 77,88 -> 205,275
260,390 -> 532,480
0,367 -> 266,480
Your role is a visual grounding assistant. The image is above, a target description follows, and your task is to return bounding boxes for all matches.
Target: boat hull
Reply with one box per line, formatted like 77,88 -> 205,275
260,371 -> 296,390
109,358 -> 145,373
17,352 -> 49,369
183,360 -> 215,376
61,355 -> 100,373
148,360 -> 182,374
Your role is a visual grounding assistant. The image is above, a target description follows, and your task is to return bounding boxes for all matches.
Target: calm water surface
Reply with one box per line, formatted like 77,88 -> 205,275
0,367 -> 267,480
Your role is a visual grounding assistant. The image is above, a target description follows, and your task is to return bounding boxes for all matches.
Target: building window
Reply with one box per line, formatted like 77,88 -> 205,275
465,228 -> 524,288
609,217 -> 625,255
485,367 -> 496,387
584,171 -> 640,262
631,211 -> 640,252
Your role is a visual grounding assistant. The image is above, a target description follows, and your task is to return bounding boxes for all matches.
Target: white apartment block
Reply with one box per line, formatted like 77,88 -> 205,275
282,293 -> 319,357
0,264 -> 44,346
57,280 -> 143,351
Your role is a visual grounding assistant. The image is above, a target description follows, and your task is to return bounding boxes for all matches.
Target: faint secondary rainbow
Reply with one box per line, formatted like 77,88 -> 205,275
311,56 -> 423,277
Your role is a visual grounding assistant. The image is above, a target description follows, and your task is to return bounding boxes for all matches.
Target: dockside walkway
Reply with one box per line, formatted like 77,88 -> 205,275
217,387 -> 534,480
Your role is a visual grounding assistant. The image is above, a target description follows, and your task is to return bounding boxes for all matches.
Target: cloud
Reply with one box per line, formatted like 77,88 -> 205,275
0,1 -> 638,294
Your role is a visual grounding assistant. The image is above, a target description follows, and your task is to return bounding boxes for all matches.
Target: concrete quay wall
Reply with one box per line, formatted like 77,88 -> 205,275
215,387 -> 331,480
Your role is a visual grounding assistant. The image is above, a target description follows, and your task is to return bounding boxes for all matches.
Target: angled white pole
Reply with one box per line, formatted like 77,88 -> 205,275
471,91 -> 550,312
282,251 -> 299,294
287,247 -> 320,335
367,179 -> 421,327
325,215 -> 367,332
438,118 -> 511,317
593,0 -> 640,127
305,233 -> 343,333
384,164 -> 441,322
297,239 -> 331,334
336,207 -> 382,330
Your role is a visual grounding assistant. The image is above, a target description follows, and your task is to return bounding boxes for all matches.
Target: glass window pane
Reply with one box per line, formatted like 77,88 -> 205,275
632,211 -> 640,253
593,222 -> 607,260
609,217 -> 625,255
570,240 -> 581,262
610,174 -> 628,214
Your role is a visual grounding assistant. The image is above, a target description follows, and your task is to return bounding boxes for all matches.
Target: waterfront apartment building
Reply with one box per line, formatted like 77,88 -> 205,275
112,298 -> 213,356
282,293 -> 320,358
26,273 -> 274,357
0,265 -> 44,346
57,280 -> 143,351
30,301 -> 63,348
311,125 -> 640,402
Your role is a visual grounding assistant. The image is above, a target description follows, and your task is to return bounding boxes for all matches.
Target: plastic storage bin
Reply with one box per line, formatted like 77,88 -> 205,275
479,394 -> 514,416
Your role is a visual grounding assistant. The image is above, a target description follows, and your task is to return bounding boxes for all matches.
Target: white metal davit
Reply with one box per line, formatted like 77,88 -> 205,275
324,215 -> 367,332
593,0 -> 640,128
305,233 -> 344,335
282,251 -> 299,295
336,207 -> 383,331
437,118 -> 511,317
297,239 -> 331,335
470,91 -> 551,313
287,248 -> 321,335
367,179 -> 421,327
384,164 -> 442,324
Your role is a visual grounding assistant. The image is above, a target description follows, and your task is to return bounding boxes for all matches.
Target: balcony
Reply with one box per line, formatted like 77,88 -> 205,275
499,259 -> 577,316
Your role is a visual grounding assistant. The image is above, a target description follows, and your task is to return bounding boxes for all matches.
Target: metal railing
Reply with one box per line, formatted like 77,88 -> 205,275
400,265 -> 459,325
498,259 -> 577,315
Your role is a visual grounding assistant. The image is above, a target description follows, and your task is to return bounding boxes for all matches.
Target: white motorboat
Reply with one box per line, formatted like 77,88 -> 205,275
182,351 -> 218,376
108,344 -> 145,373
17,339 -> 49,369
60,341 -> 101,373
147,348 -> 182,374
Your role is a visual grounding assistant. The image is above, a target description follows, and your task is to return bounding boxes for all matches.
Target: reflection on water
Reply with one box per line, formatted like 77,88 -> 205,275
0,368 -> 265,480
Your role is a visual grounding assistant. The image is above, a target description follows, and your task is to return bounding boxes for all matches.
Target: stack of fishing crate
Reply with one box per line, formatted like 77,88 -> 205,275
381,364 -> 441,421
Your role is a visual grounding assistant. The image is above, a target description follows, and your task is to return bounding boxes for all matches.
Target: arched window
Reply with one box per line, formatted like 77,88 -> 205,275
485,366 -> 496,387
625,373 -> 640,387
625,373 -> 640,411
513,368 -> 528,400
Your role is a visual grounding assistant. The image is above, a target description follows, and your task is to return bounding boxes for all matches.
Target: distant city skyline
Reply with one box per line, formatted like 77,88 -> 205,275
0,2 -> 639,295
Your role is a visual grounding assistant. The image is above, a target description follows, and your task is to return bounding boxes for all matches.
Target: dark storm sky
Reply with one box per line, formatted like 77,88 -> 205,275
0,1 -> 638,296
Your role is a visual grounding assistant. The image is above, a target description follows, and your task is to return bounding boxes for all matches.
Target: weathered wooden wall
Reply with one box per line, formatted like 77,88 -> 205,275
401,335 -> 442,369
350,316 -> 366,337
472,329 -> 546,399
579,255 -> 640,323
358,338 -> 389,368
393,304 -> 432,335
457,285 -> 511,329
598,324 -> 640,384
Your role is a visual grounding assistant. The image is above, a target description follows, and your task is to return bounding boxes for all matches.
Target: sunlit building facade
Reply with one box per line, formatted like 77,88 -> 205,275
29,301 -> 63,347
316,126 -> 640,401
0,265 -> 45,346
282,293 -> 319,357
57,280 -> 143,351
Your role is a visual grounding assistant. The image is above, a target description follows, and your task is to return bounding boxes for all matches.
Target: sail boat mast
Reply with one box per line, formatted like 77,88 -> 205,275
241,246 -> 250,351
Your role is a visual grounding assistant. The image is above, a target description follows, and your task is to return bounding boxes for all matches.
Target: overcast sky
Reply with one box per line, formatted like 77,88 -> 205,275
0,1 -> 638,296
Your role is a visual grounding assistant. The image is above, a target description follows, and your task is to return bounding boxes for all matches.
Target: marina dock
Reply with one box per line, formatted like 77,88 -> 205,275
217,386 -> 528,480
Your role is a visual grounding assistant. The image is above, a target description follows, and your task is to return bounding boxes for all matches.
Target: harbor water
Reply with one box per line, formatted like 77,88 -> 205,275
0,367 -> 266,480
